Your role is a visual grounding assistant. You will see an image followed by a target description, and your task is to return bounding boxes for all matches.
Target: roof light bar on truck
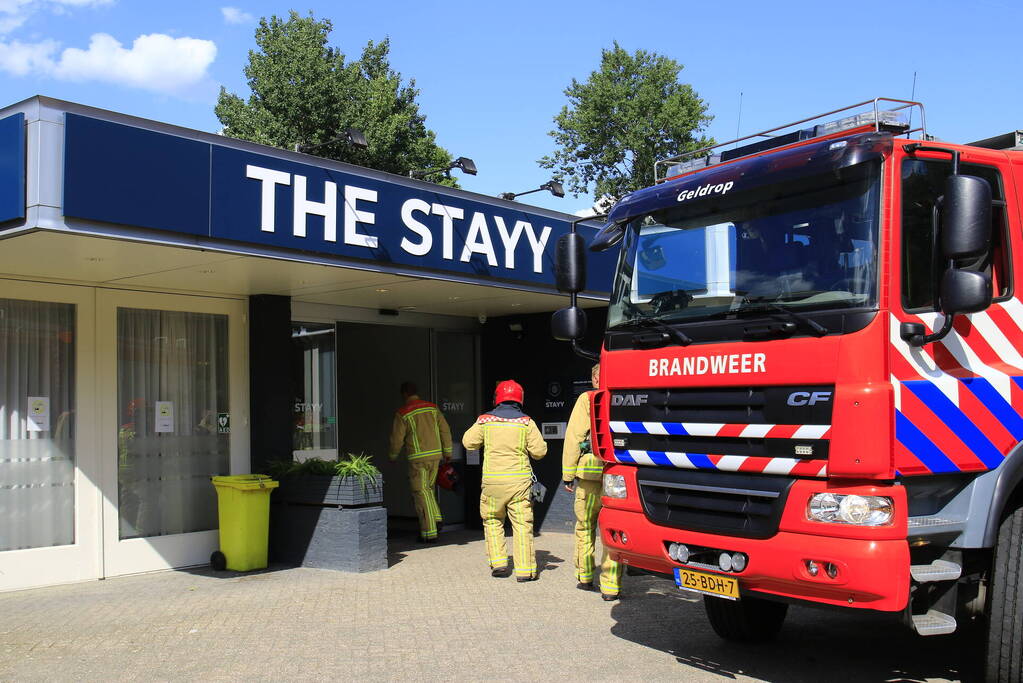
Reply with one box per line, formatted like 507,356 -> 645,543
655,97 -> 926,182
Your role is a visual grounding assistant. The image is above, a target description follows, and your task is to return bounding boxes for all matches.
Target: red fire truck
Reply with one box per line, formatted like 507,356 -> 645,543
552,98 -> 1023,680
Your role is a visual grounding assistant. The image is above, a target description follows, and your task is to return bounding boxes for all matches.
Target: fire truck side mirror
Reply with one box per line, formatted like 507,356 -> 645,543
551,306 -> 587,341
942,175 -> 992,261
555,233 -> 587,294
940,269 -> 992,315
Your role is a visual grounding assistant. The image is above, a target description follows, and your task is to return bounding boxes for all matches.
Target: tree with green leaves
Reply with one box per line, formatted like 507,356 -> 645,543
216,11 -> 455,185
539,42 -> 713,202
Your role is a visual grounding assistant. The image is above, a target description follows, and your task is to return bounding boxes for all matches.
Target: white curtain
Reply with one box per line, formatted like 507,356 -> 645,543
0,299 -> 76,552
117,308 -> 229,540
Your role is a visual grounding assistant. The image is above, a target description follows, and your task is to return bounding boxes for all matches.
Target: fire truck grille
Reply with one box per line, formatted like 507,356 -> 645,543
604,386 -> 834,463
636,466 -> 795,539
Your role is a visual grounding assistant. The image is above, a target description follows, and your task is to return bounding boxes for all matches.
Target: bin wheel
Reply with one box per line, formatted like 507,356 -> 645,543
210,551 -> 227,571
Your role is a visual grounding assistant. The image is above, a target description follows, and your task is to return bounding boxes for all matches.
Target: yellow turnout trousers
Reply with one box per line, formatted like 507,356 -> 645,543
574,479 -> 622,596
409,457 -> 442,540
480,479 -> 535,578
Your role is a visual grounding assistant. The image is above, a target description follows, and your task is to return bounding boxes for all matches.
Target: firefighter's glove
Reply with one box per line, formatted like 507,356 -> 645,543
563,480 -> 575,493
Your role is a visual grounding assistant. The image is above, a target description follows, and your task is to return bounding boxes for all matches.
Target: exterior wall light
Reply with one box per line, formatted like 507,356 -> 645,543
293,127 -> 369,154
408,156 -> 477,180
499,180 -> 565,201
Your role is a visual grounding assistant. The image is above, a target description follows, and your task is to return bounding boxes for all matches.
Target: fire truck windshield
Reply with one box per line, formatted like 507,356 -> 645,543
607,160 -> 882,328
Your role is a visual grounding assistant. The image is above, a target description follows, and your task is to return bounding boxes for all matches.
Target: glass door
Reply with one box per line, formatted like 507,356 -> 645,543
0,281 -> 101,591
434,330 -> 479,525
98,290 -> 247,577
291,322 -> 337,462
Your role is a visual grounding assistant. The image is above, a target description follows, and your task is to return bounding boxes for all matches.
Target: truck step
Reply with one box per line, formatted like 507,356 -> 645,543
910,560 -> 962,583
907,516 -> 964,529
911,610 -> 957,636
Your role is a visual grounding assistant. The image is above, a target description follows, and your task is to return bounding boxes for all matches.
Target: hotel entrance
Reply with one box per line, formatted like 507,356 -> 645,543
290,317 -> 480,530
0,95 -> 613,590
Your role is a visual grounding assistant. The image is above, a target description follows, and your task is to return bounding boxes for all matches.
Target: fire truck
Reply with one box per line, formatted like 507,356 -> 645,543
552,98 -> 1023,680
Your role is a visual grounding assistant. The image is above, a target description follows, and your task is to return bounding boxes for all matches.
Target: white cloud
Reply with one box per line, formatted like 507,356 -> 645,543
0,32 -> 217,94
0,36 -> 55,74
0,0 -> 113,35
220,6 -> 253,24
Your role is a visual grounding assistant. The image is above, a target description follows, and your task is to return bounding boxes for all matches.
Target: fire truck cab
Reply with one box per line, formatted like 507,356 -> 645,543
553,98 -> 1023,680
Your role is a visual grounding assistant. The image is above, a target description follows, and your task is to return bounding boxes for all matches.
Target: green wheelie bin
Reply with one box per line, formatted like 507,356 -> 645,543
210,474 -> 279,571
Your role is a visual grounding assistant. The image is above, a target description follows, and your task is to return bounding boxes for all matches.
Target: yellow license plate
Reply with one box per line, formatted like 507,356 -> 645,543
673,567 -> 740,600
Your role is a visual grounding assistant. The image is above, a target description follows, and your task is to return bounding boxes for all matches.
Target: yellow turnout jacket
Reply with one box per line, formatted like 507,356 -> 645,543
462,403 -> 547,487
389,396 -> 452,462
563,391 -> 603,481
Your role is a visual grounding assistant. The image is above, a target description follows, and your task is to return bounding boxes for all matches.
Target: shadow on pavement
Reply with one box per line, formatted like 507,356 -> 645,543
608,574 -> 976,682
177,562 -> 295,580
536,549 -> 565,576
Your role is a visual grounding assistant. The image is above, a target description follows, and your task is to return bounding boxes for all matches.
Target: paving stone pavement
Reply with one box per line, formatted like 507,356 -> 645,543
0,529 -> 973,682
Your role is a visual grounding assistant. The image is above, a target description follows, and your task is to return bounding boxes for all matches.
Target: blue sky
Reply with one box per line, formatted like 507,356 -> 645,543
2,0 -> 1021,213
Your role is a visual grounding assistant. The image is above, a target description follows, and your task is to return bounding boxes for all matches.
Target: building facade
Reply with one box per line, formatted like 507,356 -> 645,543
0,96 -> 613,592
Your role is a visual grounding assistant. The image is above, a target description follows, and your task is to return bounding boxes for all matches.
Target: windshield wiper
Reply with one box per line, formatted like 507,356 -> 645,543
614,317 -> 692,346
739,298 -> 828,336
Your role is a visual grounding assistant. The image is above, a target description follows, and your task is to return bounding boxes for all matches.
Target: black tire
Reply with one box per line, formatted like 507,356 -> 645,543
984,504 -> 1023,682
210,550 -> 227,571
703,595 -> 787,642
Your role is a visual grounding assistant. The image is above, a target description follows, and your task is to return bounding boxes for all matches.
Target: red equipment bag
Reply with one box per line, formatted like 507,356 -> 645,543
437,462 -> 459,491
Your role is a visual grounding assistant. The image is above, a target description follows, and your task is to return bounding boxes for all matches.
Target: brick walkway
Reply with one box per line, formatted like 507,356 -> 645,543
0,529 -> 970,682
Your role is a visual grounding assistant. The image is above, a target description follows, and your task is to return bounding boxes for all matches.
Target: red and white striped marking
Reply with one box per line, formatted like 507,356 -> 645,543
608,421 -> 832,440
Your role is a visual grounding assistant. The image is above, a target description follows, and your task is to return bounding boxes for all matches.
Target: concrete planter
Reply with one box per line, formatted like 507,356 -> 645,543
275,473 -> 383,507
269,472 -> 387,572
270,504 -> 387,572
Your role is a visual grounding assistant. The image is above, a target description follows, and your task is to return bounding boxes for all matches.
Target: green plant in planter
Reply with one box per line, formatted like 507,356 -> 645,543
265,457 -> 338,478
335,453 -> 381,493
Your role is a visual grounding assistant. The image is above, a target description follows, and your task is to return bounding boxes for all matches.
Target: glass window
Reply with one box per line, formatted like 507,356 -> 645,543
608,160 -> 882,327
117,308 -> 229,540
0,299 -> 76,551
291,322 -> 337,457
901,160 -> 1010,311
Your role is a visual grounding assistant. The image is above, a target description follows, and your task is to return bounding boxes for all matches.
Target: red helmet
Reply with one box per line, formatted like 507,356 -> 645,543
437,462 -> 459,491
494,380 -> 524,405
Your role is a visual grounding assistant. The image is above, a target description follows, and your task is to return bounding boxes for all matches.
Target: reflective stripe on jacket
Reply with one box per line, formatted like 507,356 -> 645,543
389,396 -> 453,461
563,391 -> 603,481
462,404 -> 547,485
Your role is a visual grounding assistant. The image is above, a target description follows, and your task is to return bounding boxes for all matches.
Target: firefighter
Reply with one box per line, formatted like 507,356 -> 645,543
462,380 -> 547,581
563,364 -> 622,601
389,381 -> 452,543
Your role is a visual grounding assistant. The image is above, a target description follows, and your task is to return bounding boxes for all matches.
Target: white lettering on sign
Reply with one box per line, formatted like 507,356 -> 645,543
400,198 -> 432,256
676,181 -> 734,203
461,212 -> 498,266
292,174 -> 336,240
524,223 -> 552,274
343,185 -> 378,248
648,353 -> 766,377
431,203 -> 463,260
246,164 -> 557,275
246,165 -> 290,233
493,216 -> 526,269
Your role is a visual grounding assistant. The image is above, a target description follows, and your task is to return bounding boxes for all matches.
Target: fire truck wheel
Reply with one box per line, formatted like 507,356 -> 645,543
984,502 -> 1023,682
703,595 -> 787,642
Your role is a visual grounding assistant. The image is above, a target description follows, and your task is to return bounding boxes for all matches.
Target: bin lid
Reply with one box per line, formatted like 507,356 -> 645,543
211,474 -> 279,491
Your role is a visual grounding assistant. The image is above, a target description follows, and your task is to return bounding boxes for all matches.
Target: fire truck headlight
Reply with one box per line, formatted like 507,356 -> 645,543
603,474 -> 627,499
808,493 -> 893,526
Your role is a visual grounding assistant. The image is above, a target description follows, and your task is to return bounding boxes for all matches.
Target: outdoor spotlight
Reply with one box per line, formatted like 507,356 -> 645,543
453,156 -> 477,176
541,180 -> 565,197
293,127 -> 369,154
498,179 -> 565,201
409,156 -> 478,180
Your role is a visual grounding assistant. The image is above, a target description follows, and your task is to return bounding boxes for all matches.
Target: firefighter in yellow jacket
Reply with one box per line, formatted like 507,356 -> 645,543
563,364 -> 622,601
389,381 -> 452,543
462,380 -> 547,581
